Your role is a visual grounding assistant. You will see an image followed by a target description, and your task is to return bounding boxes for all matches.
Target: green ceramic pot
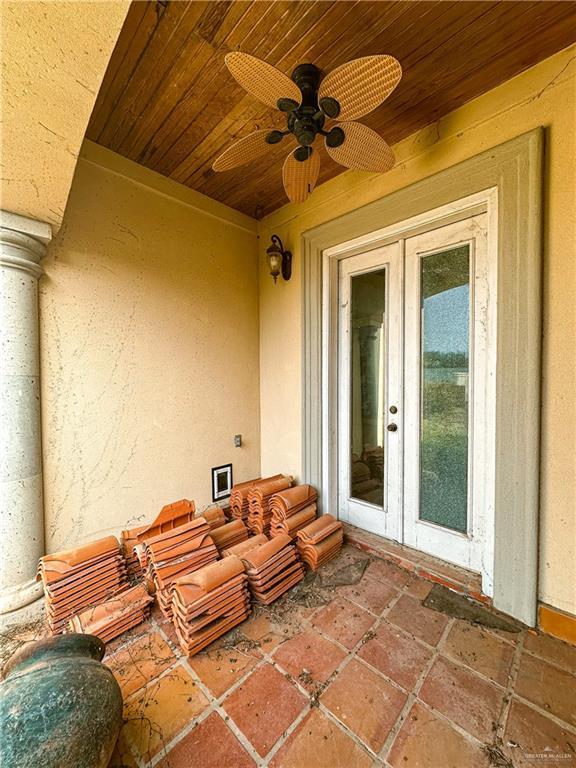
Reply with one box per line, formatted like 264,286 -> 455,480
0,633 -> 123,768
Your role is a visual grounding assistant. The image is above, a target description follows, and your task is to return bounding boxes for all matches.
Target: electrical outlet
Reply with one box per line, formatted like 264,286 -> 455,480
234,434 -> 242,448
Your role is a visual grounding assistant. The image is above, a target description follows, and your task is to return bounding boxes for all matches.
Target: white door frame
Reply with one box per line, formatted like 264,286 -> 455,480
325,192 -> 497,594
303,129 -> 542,625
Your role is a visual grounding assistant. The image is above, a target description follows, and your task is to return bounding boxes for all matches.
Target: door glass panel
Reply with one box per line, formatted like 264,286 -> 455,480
350,269 -> 386,506
419,246 -> 470,532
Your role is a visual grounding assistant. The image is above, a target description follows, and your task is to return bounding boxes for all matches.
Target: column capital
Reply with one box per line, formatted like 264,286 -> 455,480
1,210 -> 52,278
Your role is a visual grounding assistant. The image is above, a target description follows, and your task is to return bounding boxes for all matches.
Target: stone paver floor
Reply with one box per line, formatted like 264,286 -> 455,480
101,545 -> 576,768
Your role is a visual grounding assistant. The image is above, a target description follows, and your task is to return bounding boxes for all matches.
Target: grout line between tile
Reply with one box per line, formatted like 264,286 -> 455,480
495,627 -> 525,746
147,704 -> 216,768
215,704 -> 268,767
258,704 -> 310,766
121,658 -> 201,768
399,694 -> 493,749
494,631 -> 576,738
509,692 -> 576,736
251,618 -> 332,765
378,617 -> 454,762
520,644 -> 576,676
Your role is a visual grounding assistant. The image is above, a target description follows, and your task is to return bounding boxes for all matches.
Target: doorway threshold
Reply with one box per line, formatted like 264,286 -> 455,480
343,523 -> 488,604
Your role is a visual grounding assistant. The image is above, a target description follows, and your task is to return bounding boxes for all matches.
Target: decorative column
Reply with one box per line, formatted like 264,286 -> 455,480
0,210 -> 51,614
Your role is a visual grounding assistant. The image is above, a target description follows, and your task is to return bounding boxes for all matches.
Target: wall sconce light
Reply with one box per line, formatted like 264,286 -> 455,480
266,235 -> 292,283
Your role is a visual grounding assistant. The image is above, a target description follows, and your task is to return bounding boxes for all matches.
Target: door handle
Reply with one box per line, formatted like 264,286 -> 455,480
387,423 -> 398,432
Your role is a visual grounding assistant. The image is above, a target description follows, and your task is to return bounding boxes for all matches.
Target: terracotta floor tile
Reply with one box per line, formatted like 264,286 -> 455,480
312,597 -> 376,650
222,663 -> 307,756
122,665 -> 208,763
188,644 -> 259,698
386,594 -> 450,647
241,613 -> 284,654
106,631 -> 176,698
240,613 -> 273,640
107,729 -> 138,768
156,711 -> 256,768
523,631 -> 576,674
321,658 -> 406,752
443,620 -> 514,686
418,656 -> 504,742
388,701 -> 491,768
257,631 -> 284,654
365,558 -> 411,588
515,651 -> 576,725
357,621 -> 433,690
159,618 -> 184,655
273,629 -> 347,691
269,709 -> 373,768
503,697 -> 576,767
337,575 -> 399,615
487,626 -> 521,646
104,618 -> 154,658
405,577 -> 433,600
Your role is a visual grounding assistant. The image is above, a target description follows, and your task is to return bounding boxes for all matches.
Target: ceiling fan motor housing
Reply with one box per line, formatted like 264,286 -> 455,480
276,63 -> 344,157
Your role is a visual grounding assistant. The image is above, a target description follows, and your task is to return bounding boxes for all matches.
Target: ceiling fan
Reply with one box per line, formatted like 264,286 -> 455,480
212,52 -> 402,204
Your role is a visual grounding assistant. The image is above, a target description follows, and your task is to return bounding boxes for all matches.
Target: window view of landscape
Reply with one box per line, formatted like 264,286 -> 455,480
419,246 -> 470,533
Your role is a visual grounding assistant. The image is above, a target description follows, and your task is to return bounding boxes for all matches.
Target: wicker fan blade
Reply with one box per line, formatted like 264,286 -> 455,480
212,129 -> 276,172
282,148 -> 321,204
319,55 -> 401,121
325,122 -> 395,173
225,52 -> 301,110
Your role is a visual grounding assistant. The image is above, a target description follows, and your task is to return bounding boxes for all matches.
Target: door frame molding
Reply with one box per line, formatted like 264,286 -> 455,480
301,128 -> 543,625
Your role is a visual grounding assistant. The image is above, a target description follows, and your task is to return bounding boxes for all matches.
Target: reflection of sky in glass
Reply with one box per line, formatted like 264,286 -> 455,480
424,286 -> 469,353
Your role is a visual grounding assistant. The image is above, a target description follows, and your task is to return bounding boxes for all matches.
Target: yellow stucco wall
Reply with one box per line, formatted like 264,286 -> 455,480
257,45 -> 576,615
41,142 -> 260,551
0,1 -> 129,230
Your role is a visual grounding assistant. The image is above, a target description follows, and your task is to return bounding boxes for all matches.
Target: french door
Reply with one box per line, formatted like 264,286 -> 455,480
338,243 -> 402,541
338,214 -> 491,575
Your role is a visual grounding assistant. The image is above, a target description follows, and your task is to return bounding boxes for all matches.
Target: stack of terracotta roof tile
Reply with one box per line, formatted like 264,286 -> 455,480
200,506 -> 227,530
296,515 -> 344,570
269,484 -> 318,539
144,518 -> 219,619
37,536 -> 127,635
229,477 -> 260,521
171,556 -> 250,656
247,475 -> 293,535
120,499 -> 196,580
241,534 -> 304,604
68,584 -> 153,643
210,519 -> 248,553
221,533 -> 268,558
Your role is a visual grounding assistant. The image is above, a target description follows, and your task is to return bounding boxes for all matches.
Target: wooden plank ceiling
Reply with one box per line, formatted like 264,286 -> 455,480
88,0 -> 576,218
